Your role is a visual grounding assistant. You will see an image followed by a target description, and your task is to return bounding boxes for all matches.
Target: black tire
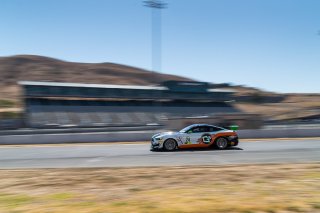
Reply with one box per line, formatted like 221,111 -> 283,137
215,137 -> 228,150
163,139 -> 177,151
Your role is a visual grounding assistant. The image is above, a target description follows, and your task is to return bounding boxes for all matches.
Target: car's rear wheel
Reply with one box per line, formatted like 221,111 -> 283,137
215,137 -> 228,150
163,139 -> 177,151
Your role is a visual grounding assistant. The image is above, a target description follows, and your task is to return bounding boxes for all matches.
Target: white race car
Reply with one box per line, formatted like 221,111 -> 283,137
151,124 -> 239,151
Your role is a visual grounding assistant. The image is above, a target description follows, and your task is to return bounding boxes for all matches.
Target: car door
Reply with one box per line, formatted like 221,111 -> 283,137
176,126 -> 200,146
189,126 -> 204,144
180,126 -> 211,147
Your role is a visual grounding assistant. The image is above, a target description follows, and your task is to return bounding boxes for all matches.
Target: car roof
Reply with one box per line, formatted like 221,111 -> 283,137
186,124 -> 222,128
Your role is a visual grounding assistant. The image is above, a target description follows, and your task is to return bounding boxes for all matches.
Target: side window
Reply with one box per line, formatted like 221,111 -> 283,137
209,126 -> 223,132
199,126 -> 210,132
192,126 -> 210,133
190,126 -> 223,133
191,127 -> 200,133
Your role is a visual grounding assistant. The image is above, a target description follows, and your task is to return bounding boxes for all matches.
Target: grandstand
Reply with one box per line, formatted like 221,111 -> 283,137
20,81 -> 239,128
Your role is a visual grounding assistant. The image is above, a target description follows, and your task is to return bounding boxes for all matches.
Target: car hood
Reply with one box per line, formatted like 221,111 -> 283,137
152,131 -> 176,138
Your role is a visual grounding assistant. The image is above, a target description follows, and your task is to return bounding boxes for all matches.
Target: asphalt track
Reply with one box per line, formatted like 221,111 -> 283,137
0,138 -> 319,169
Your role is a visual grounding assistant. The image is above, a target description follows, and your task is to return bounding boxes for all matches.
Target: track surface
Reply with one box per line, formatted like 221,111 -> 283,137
0,139 -> 319,169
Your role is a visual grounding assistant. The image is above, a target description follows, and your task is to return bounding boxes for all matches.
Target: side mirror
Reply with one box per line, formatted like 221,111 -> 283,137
187,130 -> 192,134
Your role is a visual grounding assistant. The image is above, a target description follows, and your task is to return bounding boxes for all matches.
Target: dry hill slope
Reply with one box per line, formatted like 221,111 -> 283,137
0,55 -> 192,100
0,55 -> 319,122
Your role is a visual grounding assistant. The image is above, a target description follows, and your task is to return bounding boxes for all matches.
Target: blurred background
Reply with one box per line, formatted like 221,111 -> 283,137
0,1 -> 319,213
0,0 -> 319,134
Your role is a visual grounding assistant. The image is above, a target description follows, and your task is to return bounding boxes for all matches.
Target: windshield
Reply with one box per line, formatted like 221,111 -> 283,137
179,125 -> 195,133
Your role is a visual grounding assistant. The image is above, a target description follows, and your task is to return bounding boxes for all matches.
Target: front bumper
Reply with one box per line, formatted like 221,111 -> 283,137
150,138 -> 163,150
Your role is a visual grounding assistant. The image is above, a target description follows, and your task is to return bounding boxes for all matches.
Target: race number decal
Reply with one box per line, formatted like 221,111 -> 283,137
185,136 -> 191,144
201,134 -> 212,144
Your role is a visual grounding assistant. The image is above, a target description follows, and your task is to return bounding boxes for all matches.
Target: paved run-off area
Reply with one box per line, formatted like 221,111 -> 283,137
0,138 -> 319,169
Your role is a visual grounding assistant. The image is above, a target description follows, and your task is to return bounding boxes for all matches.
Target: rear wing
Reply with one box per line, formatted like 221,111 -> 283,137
223,125 -> 239,131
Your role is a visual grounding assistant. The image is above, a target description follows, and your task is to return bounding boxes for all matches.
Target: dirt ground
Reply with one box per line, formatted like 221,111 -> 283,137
0,163 -> 319,213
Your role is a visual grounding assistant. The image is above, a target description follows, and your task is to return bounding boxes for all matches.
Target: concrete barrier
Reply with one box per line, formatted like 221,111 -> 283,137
0,128 -> 319,145
237,128 -> 320,138
0,125 -> 160,136
0,131 -> 155,145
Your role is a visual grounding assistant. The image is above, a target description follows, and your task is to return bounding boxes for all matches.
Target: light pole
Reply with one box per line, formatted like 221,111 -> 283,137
144,0 -> 167,115
143,0 -> 167,77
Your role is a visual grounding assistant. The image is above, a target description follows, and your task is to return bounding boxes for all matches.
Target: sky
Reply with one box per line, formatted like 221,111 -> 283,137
1,0 -> 320,93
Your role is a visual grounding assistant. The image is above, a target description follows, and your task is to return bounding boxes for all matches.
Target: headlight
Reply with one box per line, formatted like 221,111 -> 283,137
155,137 -> 162,141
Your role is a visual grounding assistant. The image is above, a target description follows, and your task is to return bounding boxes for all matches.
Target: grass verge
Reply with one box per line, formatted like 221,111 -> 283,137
0,163 -> 319,213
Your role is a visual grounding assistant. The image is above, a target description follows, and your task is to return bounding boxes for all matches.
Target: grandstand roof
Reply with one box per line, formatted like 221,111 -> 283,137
19,81 -> 234,93
19,81 -> 168,90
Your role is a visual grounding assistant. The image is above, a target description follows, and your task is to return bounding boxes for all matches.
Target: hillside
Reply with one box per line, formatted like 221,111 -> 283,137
0,55 -> 319,122
0,55 -> 192,100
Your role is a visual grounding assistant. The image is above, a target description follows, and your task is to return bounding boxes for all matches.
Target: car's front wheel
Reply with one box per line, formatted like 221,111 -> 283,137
215,137 -> 228,150
163,139 -> 177,151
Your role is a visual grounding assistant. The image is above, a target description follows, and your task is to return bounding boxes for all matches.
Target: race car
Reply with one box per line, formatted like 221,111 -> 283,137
150,124 -> 239,151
